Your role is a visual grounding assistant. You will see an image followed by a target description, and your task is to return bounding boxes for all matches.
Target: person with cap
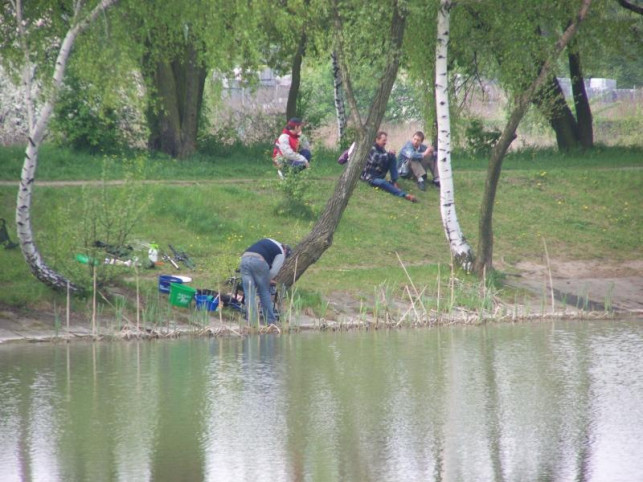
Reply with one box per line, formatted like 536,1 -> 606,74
240,238 -> 291,325
397,130 -> 439,191
361,131 -> 418,203
273,117 -> 312,176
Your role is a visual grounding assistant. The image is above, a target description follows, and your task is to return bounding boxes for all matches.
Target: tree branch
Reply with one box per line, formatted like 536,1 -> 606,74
617,0 -> 643,15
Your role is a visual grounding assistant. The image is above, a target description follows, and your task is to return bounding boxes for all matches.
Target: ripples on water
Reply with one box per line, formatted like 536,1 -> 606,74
0,320 -> 641,481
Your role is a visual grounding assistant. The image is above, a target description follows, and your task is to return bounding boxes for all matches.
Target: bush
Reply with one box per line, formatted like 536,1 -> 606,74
51,74 -> 139,154
43,155 -> 152,290
465,119 -> 501,156
274,164 -> 316,220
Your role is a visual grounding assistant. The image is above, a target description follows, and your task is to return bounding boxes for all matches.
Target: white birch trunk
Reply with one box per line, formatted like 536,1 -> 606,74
14,0 -> 119,292
331,51 -> 347,144
435,0 -> 473,271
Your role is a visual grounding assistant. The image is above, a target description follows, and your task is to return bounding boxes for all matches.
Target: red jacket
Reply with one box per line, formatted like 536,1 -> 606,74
273,128 -> 300,159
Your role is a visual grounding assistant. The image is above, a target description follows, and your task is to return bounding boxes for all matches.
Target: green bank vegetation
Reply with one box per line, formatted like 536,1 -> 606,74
0,144 -> 641,329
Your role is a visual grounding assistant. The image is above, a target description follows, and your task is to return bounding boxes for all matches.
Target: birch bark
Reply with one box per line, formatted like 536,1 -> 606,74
14,0 -> 119,292
435,0 -> 474,271
331,51 -> 348,145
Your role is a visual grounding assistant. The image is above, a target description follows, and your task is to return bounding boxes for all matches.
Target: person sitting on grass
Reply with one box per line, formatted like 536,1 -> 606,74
272,118 -> 311,178
397,130 -> 439,191
360,131 -> 418,203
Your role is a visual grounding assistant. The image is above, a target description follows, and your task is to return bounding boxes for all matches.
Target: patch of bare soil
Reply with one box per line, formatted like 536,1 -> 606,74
504,259 -> 643,314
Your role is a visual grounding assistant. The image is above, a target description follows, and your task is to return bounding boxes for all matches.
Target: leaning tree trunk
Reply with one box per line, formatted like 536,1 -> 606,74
331,50 -> 348,146
435,0 -> 474,271
146,42 -> 206,159
276,0 -> 407,286
474,0 -> 593,276
617,0 -> 643,15
15,0 -> 119,293
286,30 -> 307,121
533,75 -> 580,151
568,44 -> 593,148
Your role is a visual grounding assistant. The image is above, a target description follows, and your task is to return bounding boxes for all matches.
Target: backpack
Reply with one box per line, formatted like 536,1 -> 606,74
337,142 -> 356,165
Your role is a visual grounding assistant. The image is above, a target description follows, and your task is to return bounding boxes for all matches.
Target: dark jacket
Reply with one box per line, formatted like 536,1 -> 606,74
360,143 -> 395,182
244,238 -> 286,278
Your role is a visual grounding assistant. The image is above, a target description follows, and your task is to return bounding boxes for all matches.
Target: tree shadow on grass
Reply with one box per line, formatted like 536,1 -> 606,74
274,200 -> 316,221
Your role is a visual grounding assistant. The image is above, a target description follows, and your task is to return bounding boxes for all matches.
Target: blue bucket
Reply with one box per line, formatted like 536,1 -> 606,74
159,275 -> 183,294
195,294 -> 219,312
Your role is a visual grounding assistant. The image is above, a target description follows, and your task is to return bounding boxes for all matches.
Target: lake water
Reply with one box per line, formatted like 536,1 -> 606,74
1,319 -> 642,481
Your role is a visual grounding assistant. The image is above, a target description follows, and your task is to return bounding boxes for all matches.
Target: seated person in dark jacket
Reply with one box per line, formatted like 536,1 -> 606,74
360,131 -> 417,203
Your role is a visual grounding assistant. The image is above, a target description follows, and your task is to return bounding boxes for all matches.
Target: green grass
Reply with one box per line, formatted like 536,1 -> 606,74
0,144 -> 345,181
0,143 -> 641,321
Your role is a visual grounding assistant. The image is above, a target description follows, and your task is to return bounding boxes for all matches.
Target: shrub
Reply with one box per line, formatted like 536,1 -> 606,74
50,74 -> 145,153
274,164 -> 315,220
465,119 -> 501,156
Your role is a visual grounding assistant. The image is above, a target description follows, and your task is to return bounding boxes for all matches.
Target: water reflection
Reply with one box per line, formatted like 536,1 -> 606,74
0,320 -> 641,481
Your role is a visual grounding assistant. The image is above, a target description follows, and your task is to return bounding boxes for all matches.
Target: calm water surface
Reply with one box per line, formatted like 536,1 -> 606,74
1,319 -> 642,481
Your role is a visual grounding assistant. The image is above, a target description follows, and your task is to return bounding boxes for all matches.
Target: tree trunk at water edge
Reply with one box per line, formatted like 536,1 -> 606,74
474,0 -> 593,275
435,0 -> 474,271
14,0 -> 119,292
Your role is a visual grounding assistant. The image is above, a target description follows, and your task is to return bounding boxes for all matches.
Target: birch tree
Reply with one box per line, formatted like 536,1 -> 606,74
434,0 -> 474,271
9,0 -> 119,292
331,50 -> 348,145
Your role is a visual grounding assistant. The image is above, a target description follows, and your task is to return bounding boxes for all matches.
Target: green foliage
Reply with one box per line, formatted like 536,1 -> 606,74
385,79 -> 425,122
39,155 -> 152,291
198,131 -> 243,156
51,74 -> 124,153
569,0 -> 643,87
340,126 -> 358,151
297,69 -> 333,131
0,1 -> 77,84
275,164 -> 316,220
297,61 -> 428,135
464,119 -> 501,156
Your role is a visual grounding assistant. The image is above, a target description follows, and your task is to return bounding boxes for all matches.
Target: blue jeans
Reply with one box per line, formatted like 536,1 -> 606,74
300,149 -> 312,161
367,152 -> 405,196
240,255 -> 277,324
287,149 -> 312,169
369,178 -> 406,197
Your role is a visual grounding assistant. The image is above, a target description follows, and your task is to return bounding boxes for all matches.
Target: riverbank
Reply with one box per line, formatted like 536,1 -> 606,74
1,145 -> 641,343
1,257 -> 640,344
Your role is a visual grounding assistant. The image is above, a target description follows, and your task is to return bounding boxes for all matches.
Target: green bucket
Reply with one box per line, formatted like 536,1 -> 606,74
169,282 -> 196,308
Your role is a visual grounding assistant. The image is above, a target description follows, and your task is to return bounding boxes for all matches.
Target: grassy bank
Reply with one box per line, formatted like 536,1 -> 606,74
0,143 -> 641,327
